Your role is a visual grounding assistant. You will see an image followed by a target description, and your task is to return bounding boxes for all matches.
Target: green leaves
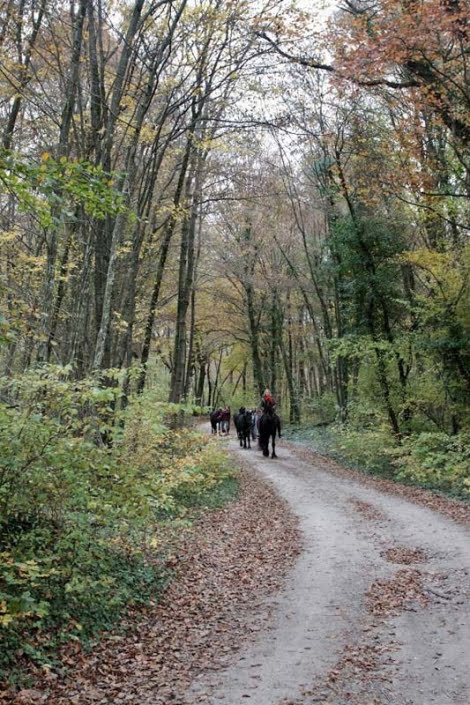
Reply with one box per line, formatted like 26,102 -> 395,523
0,555 -> 53,627
391,432 -> 470,498
0,149 -> 126,229
328,334 -> 395,362
0,367 -> 234,679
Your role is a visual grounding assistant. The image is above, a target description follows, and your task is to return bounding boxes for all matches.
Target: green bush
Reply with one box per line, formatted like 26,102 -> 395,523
302,392 -> 337,424
286,420 -> 469,498
390,432 -> 470,498
334,424 -> 396,475
0,365 -> 235,680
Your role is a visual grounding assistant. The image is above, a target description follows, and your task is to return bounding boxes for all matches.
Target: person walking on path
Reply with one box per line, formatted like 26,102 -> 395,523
220,406 -> 231,434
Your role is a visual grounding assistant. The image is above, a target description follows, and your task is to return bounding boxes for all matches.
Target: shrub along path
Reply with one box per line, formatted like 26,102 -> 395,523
1,460 -> 300,705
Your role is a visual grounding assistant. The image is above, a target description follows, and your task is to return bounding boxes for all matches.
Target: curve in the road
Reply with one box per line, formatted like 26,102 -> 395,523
189,434 -> 470,705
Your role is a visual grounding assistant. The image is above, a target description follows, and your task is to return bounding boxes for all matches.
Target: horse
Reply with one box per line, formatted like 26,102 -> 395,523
258,408 -> 281,458
210,408 -> 221,434
234,407 -> 253,449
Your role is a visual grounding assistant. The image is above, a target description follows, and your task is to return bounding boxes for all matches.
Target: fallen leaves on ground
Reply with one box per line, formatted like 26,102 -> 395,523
365,569 -> 429,616
326,641 -> 396,686
349,499 -> 386,521
382,546 -> 427,565
0,466 -> 300,705
279,640 -> 398,705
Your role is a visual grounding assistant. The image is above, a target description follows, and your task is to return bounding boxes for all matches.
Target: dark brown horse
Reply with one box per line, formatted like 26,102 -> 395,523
234,408 -> 253,449
210,408 -> 221,434
258,408 -> 281,458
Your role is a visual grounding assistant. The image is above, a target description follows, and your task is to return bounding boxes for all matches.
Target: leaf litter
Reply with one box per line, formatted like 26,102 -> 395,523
1,466 -> 301,705
381,546 -> 427,565
349,499 -> 386,522
365,569 -> 430,616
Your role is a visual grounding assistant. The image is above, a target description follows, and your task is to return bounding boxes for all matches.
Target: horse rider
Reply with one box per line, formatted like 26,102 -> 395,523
261,388 -> 276,412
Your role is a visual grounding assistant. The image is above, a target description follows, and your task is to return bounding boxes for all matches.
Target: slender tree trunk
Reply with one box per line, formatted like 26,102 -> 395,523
279,331 -> 301,424
37,0 -> 88,362
195,359 -> 206,406
169,165 -> 201,402
184,287 -> 197,399
138,133 -> 194,392
207,364 -> 213,408
2,0 -> 48,149
246,278 -> 264,397
269,290 -> 279,394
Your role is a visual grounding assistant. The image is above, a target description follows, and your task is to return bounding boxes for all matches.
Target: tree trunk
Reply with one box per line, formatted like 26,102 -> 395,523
138,132 -> 194,393
169,162 -> 201,402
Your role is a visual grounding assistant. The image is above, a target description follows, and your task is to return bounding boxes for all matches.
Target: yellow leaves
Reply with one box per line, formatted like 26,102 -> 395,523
401,246 -> 469,329
16,559 -> 41,578
21,253 -> 47,272
401,248 -> 466,300
0,228 -> 21,243
0,612 -> 15,627
116,243 -> 133,257
118,95 -> 136,114
139,124 -> 156,145
117,404 -> 230,516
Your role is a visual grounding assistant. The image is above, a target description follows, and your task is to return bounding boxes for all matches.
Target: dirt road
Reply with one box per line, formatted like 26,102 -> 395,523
189,433 -> 470,705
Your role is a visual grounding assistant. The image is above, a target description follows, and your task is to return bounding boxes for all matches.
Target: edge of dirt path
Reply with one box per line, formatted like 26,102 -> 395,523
2,461 -> 301,705
284,440 -> 470,527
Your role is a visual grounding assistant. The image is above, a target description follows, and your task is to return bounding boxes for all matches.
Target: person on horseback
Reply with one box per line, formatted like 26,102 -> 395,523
258,396 -> 281,458
261,388 -> 276,413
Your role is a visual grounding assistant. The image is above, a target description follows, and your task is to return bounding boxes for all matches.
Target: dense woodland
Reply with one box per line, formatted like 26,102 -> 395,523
0,0 -> 469,682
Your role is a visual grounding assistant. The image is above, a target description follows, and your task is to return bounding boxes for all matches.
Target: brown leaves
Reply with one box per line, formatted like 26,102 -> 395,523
327,642 -> 395,683
280,639 -> 398,705
366,569 -> 429,617
382,546 -> 427,565
349,499 -> 386,522
4,467 -> 300,705
13,692 -> 46,705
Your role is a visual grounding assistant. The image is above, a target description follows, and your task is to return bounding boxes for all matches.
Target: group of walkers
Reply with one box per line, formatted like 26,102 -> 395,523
210,405 -> 231,435
210,390 -> 281,459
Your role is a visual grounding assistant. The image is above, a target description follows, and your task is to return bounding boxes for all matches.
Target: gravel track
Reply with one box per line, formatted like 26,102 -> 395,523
189,433 -> 470,705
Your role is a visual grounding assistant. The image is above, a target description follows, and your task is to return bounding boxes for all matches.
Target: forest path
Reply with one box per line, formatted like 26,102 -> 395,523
189,430 -> 470,705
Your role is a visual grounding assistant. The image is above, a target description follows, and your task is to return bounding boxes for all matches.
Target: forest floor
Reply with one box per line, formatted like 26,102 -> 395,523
6,428 -> 469,705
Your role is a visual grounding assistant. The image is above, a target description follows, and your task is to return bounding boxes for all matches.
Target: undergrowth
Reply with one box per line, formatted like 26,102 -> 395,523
0,365 -> 236,684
